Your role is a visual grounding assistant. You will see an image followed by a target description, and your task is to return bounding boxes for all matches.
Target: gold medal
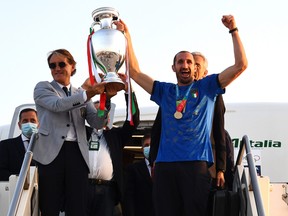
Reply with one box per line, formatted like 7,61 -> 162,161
174,111 -> 183,119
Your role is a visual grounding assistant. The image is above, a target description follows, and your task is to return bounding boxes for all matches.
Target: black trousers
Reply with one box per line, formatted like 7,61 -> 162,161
37,141 -> 89,216
153,161 -> 211,216
87,181 -> 117,216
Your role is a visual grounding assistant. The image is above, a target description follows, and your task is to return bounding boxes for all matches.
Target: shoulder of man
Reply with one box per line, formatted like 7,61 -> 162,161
0,135 -> 22,145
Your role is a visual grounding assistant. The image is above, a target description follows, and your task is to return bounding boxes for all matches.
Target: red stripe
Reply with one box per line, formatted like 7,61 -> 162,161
99,93 -> 106,111
87,34 -> 94,85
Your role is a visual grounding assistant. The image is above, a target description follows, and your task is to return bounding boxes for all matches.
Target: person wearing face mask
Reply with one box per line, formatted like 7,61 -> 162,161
0,108 -> 39,181
123,133 -> 155,216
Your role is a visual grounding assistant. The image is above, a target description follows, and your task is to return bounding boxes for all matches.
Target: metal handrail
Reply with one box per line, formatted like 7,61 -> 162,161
236,135 -> 266,216
7,132 -> 37,216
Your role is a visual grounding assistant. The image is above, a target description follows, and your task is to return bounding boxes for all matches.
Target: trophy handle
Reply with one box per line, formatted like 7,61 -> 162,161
111,16 -> 119,24
91,7 -> 119,30
91,20 -> 119,31
91,21 -> 100,29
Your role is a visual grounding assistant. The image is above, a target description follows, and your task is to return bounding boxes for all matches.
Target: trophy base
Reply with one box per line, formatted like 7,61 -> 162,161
105,81 -> 125,92
104,72 -> 125,92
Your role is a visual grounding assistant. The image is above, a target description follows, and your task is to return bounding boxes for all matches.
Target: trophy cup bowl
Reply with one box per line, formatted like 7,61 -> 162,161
91,7 -> 126,93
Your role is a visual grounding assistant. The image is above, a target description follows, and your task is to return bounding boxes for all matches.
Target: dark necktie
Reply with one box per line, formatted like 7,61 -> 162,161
24,139 -> 30,150
62,86 -> 69,96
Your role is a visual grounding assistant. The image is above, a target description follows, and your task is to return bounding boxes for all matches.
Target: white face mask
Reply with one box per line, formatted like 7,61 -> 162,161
143,146 -> 150,159
21,122 -> 38,138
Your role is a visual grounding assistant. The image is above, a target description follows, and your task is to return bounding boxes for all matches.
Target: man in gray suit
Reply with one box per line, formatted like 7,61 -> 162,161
33,49 -> 109,216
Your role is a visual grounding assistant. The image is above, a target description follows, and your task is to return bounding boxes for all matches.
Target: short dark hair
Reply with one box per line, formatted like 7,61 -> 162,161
19,108 -> 37,121
47,49 -> 77,76
142,133 -> 151,147
173,50 -> 192,66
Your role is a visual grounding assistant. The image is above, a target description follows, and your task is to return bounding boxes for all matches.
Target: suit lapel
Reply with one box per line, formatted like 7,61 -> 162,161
50,80 -> 66,98
15,135 -> 26,156
70,85 -> 77,96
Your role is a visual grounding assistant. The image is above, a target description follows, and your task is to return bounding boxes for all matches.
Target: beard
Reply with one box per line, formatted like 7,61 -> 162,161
176,72 -> 194,85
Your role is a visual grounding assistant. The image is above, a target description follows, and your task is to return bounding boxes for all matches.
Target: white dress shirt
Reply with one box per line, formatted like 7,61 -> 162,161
21,134 -> 30,151
145,158 -> 152,176
88,129 -> 113,180
57,83 -> 77,141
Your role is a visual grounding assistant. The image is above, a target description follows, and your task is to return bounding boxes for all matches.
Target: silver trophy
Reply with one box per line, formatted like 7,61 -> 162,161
90,7 -> 126,92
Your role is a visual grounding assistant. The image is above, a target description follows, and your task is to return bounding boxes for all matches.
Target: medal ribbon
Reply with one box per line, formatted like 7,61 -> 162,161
175,83 -> 194,113
124,36 -> 136,125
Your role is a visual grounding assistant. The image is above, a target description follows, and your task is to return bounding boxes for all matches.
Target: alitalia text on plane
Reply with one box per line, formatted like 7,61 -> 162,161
232,138 -> 282,148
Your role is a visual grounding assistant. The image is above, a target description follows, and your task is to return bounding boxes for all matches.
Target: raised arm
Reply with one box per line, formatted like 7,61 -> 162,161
218,15 -> 248,88
115,20 -> 155,95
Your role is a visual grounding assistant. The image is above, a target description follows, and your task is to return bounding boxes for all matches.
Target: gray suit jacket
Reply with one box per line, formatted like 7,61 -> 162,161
33,80 -> 107,167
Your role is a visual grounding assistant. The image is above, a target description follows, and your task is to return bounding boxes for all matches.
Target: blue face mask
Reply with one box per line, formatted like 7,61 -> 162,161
21,122 -> 38,138
143,146 -> 150,159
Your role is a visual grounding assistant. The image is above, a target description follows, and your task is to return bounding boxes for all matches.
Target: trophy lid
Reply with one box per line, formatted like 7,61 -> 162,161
92,7 -> 119,22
